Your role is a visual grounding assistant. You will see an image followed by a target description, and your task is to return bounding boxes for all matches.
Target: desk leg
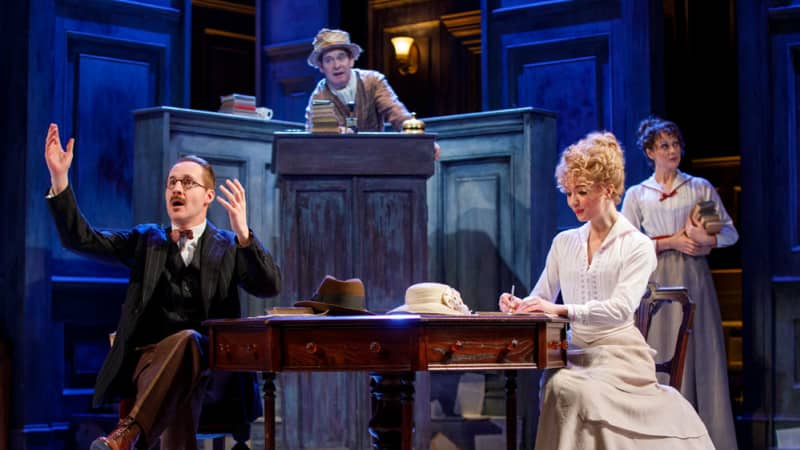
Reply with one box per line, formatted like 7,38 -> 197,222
262,372 -> 276,450
505,370 -> 517,450
368,372 -> 415,450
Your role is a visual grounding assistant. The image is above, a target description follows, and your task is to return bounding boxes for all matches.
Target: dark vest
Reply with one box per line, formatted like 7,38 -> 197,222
132,239 -> 205,347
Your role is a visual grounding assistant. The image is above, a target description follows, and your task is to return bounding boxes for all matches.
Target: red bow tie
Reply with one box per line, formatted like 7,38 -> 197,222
170,229 -> 194,242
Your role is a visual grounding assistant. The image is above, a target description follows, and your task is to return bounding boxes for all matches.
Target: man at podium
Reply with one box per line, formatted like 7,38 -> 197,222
304,28 -> 412,132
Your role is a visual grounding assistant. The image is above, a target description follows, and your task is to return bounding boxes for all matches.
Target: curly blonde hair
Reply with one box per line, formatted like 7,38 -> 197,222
555,131 -> 625,204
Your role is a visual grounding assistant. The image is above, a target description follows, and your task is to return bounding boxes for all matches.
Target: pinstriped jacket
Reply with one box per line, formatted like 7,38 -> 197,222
47,186 -> 281,408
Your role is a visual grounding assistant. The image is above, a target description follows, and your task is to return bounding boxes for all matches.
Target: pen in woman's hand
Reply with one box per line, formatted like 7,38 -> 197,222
508,285 -> 516,314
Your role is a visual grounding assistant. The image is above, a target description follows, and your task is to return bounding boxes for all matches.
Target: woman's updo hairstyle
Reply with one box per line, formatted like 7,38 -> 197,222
555,131 -> 626,205
636,116 -> 685,168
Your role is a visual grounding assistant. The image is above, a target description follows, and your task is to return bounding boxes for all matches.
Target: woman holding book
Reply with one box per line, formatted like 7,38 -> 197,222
621,116 -> 739,449
499,131 -> 713,449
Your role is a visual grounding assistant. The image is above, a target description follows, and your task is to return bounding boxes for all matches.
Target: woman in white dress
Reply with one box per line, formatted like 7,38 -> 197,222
499,131 -> 714,449
621,116 -> 738,450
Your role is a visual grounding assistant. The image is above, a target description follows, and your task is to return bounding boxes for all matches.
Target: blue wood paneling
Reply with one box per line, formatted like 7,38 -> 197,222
257,0 -> 340,123
290,182 -> 354,299
49,5 -> 185,280
484,0 -> 653,190
357,178 -> 427,312
5,0 -> 190,446
443,160 -> 509,310
770,31 -> 800,274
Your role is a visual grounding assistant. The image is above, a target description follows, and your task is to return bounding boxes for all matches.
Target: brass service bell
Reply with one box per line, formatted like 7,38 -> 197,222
401,112 -> 425,134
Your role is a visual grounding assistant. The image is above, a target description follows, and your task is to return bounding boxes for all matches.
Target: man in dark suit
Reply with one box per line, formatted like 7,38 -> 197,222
44,123 -> 281,450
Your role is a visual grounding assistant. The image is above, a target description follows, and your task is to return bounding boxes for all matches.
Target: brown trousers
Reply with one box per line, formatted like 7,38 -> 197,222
129,330 -> 210,450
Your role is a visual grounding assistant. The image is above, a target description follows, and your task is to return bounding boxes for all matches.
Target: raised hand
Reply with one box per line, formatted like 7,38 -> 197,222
216,178 -> 251,245
44,123 -> 74,195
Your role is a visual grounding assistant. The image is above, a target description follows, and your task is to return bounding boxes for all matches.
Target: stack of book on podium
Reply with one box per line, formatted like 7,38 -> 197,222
218,93 -> 259,118
309,99 -> 339,133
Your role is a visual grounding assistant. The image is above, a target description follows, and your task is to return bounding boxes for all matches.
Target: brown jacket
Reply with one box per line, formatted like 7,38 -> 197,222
305,69 -> 411,131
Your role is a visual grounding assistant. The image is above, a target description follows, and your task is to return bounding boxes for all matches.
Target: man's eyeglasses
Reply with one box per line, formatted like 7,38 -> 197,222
166,176 -> 208,190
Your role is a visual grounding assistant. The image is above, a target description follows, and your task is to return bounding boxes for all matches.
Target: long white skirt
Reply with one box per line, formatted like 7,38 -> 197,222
535,326 -> 715,450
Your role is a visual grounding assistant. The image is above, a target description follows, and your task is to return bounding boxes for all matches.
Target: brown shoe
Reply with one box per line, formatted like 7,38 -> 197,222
90,417 -> 141,450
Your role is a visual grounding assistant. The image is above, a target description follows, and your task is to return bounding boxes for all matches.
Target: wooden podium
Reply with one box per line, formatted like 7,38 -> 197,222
271,132 -> 436,312
270,131 -> 435,449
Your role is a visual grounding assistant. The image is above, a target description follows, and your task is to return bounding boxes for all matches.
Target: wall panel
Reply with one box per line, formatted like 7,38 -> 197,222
484,0 -> 653,185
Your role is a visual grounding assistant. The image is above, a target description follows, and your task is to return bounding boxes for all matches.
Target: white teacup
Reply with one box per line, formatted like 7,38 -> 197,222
256,107 -> 273,120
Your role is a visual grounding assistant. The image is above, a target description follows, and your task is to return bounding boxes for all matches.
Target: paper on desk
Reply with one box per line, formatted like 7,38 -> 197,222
474,311 -> 559,318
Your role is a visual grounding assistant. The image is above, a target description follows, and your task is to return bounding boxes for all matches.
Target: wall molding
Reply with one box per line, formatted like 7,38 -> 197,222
442,10 -> 481,55
263,39 -> 310,61
63,0 -> 182,22
192,0 -> 255,15
369,0 -> 429,10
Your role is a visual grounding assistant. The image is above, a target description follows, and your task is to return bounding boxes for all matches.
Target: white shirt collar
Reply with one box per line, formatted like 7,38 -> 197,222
641,169 -> 689,193
576,213 -> 637,249
330,69 -> 358,104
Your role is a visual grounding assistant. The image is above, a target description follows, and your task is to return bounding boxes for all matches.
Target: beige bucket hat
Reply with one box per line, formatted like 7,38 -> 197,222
307,28 -> 363,68
388,282 -> 471,315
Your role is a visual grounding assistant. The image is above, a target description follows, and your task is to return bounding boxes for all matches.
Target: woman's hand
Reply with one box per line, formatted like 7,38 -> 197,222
685,215 -> 717,247
498,292 -> 520,313
500,294 -> 567,316
663,230 -> 709,256
513,296 -> 567,316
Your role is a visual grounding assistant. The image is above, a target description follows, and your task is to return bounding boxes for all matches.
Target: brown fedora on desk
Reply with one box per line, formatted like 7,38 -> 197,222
295,275 -> 375,315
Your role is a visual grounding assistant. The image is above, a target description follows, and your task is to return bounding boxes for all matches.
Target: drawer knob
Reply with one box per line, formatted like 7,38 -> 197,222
442,340 -> 464,364
305,342 -> 319,354
506,339 -> 519,351
369,341 -> 382,353
245,343 -> 258,359
498,339 -> 519,362
217,344 -> 231,360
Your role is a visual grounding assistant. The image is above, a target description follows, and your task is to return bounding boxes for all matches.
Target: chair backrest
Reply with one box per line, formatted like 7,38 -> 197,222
635,283 -> 695,390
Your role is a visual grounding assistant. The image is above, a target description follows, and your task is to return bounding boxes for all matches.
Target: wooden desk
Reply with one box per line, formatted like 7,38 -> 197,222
204,314 -> 568,450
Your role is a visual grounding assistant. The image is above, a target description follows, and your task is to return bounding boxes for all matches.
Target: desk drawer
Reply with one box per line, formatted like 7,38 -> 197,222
282,326 -> 415,371
211,328 -> 274,371
425,327 -> 536,369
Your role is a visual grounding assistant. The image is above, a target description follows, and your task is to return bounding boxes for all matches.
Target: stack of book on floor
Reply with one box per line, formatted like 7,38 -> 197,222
218,93 -> 259,118
309,99 -> 340,133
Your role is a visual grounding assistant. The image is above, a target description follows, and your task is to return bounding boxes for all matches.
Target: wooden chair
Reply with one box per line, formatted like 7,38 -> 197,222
110,333 -> 255,450
635,283 -> 696,390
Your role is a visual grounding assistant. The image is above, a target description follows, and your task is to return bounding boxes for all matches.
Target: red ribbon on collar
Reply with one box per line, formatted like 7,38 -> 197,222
659,190 -> 679,202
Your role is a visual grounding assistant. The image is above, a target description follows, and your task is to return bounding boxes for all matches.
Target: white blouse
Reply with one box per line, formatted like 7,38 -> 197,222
620,170 -> 738,248
528,214 -> 657,342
